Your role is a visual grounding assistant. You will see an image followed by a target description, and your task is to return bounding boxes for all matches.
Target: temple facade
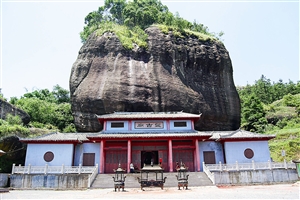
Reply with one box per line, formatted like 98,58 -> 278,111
22,112 -> 275,173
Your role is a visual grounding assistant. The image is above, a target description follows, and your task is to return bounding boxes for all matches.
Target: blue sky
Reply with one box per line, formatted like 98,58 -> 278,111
1,0 -> 299,99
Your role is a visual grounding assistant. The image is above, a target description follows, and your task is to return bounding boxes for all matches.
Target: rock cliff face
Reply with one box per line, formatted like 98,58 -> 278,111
0,99 -> 30,125
70,26 -> 240,132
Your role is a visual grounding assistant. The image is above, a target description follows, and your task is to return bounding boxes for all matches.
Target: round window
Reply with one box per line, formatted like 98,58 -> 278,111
244,148 -> 254,159
44,151 -> 54,162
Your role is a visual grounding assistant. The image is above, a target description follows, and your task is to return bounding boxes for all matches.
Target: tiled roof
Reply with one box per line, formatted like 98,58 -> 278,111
209,129 -> 275,140
20,129 -> 275,142
87,130 -> 212,139
20,132 -> 95,142
96,111 -> 201,120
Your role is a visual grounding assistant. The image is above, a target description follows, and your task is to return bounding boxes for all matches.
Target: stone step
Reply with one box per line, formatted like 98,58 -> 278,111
91,172 -> 213,189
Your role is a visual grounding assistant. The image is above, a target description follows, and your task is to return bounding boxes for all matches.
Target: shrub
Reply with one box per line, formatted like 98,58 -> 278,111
6,114 -> 22,125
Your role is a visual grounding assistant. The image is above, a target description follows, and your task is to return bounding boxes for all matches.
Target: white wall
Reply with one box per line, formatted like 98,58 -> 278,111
74,143 -> 100,166
199,141 -> 225,171
25,144 -> 74,166
224,141 -> 271,163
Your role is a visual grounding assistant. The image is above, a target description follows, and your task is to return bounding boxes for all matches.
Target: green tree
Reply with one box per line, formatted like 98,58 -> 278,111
253,75 -> 273,104
80,0 -> 222,43
282,93 -> 300,107
23,89 -> 56,103
104,0 -> 126,24
52,84 -> 70,104
271,79 -> 286,102
11,85 -> 74,132
241,94 -> 268,132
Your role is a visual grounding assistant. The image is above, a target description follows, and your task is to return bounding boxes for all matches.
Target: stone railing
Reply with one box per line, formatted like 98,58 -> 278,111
88,164 -> 99,187
12,164 -> 99,188
203,161 -> 298,185
203,162 -> 215,184
204,160 -> 296,172
11,164 -> 98,175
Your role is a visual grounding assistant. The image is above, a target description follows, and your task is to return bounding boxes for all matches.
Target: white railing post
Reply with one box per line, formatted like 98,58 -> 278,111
284,159 -> 287,169
61,164 -> 65,174
11,163 -> 16,174
236,161 -> 239,171
44,164 -> 48,175
219,161 -> 222,171
252,160 -> 255,171
79,164 -> 82,174
28,164 -> 31,174
268,160 -> 272,170
19,164 -> 25,174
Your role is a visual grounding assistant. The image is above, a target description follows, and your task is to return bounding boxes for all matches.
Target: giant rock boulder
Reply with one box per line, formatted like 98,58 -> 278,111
70,26 -> 240,132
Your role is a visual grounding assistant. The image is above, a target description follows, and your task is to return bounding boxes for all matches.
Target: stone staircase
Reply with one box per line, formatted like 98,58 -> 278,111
91,172 -> 213,189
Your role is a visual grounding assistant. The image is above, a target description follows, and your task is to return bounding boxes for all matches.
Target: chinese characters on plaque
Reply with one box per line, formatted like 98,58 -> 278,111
134,122 -> 164,129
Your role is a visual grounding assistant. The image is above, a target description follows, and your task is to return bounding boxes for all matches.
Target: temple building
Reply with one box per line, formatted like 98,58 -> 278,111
22,111 -> 275,173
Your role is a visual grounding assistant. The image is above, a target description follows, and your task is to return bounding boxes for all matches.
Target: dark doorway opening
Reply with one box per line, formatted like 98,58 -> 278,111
141,151 -> 158,168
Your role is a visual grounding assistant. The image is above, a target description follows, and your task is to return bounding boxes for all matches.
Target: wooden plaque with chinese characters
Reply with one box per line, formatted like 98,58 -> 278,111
134,122 -> 164,129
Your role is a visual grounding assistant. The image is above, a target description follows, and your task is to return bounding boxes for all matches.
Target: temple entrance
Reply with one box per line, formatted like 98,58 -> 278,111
141,151 -> 158,168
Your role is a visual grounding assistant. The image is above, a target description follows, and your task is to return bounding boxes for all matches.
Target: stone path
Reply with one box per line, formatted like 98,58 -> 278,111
1,182 -> 299,199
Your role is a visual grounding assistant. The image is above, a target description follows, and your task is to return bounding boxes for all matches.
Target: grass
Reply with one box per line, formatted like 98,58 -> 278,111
264,95 -> 300,162
94,22 -> 148,50
266,106 -> 296,121
267,128 -> 300,162
83,22 -> 219,50
156,24 -> 217,42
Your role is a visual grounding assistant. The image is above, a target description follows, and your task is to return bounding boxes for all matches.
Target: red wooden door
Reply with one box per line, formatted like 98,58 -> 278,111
132,150 -> 141,170
158,150 -> 168,172
105,150 -> 127,173
173,149 -> 194,172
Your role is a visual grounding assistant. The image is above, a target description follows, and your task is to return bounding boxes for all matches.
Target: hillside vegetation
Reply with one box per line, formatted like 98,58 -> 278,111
238,75 -> 300,162
80,0 -> 223,49
0,85 -> 75,139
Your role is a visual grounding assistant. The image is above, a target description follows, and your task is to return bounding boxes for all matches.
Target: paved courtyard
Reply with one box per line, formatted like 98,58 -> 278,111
1,182 -> 299,199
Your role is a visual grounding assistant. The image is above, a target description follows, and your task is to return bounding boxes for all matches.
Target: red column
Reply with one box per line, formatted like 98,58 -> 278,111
191,120 -> 195,130
195,139 -> 200,171
100,140 -> 105,173
167,120 -> 170,130
168,139 -> 173,172
129,120 -> 132,131
103,121 -> 107,131
127,139 -> 131,173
